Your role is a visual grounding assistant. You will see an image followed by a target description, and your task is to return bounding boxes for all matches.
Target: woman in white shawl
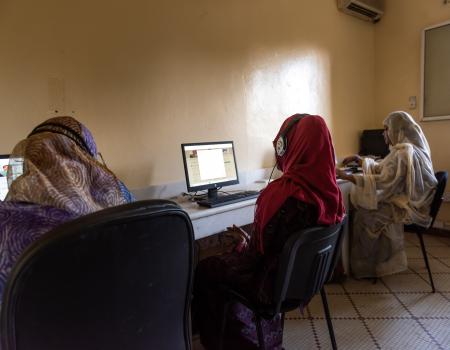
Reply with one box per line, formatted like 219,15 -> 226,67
337,111 -> 437,278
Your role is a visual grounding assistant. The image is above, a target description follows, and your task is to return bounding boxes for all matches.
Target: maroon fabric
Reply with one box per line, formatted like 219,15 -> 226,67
193,251 -> 283,350
254,114 -> 345,253
193,198 -> 317,349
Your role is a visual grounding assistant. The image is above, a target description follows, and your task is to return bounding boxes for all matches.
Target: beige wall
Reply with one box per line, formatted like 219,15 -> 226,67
374,0 -> 450,224
0,0 -> 376,189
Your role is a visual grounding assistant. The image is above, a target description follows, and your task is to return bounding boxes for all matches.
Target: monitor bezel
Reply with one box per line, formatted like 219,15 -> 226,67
181,141 -> 240,193
0,154 -> 9,166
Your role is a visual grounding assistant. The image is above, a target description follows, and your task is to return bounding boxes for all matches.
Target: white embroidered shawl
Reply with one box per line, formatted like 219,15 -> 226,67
351,111 -> 437,227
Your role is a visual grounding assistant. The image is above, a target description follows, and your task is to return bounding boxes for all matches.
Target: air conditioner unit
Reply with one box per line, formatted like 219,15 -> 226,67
337,0 -> 384,23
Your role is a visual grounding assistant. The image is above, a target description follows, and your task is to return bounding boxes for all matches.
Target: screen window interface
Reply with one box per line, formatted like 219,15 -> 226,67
0,157 -> 24,201
184,143 -> 237,188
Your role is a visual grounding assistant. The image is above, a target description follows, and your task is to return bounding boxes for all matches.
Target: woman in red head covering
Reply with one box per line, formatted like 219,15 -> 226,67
254,114 -> 345,253
193,114 -> 345,350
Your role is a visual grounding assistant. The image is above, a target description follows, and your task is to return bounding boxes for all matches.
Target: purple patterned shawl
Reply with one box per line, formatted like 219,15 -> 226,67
0,116 -> 133,306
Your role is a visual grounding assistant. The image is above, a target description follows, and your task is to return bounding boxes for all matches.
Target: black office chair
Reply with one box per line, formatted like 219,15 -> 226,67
404,171 -> 448,293
219,217 -> 347,350
0,200 -> 195,350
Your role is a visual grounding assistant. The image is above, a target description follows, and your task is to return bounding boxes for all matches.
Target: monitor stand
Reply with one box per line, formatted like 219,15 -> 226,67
207,188 -> 219,199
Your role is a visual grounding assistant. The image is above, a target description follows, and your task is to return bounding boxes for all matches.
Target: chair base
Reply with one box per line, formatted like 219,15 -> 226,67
417,232 -> 436,293
219,287 -> 338,350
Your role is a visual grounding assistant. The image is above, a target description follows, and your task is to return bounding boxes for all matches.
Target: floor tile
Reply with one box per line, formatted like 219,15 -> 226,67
367,319 -> 438,350
426,246 -> 450,258
324,282 -> 346,295
439,258 -> 450,268
196,234 -> 450,350
423,235 -> 450,247
283,318 -> 317,349
297,319 -> 377,350
306,293 -> 358,319
404,233 -> 420,244
408,258 -> 450,274
343,277 -> 390,294
351,293 -> 409,318
422,273 -> 450,292
421,319 -> 450,349
437,237 -> 450,246
398,267 -> 416,275
406,246 -> 424,258
405,239 -> 418,248
396,292 -> 450,318
404,234 -> 447,247
285,308 -> 307,319
382,273 -> 431,292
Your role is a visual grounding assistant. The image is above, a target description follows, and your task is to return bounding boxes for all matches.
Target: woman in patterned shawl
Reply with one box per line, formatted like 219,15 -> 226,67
0,116 -> 134,304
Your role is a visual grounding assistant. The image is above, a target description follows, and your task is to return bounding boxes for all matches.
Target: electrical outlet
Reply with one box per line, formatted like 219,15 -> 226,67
408,96 -> 417,109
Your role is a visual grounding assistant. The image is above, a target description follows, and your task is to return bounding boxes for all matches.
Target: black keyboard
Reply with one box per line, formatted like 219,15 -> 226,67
344,166 -> 363,174
197,191 -> 260,208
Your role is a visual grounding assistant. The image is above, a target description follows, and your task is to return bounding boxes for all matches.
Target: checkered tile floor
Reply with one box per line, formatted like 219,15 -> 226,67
193,232 -> 450,350
284,232 -> 450,350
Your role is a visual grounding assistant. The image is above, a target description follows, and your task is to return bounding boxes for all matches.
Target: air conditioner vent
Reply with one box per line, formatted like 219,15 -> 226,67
337,0 -> 384,23
348,3 -> 379,19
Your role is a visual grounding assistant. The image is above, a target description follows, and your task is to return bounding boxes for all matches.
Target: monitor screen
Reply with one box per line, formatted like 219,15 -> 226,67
0,155 -> 25,201
359,129 -> 390,158
0,155 -> 9,201
181,141 -> 239,194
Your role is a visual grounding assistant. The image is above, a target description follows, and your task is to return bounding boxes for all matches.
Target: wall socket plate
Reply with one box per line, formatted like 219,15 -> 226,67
408,96 -> 417,109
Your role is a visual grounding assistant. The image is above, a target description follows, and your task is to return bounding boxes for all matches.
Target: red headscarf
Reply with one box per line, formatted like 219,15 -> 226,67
253,114 -> 345,253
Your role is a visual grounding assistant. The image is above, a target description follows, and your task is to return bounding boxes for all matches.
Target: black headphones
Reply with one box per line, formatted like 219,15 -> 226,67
28,122 -> 94,157
275,114 -> 309,157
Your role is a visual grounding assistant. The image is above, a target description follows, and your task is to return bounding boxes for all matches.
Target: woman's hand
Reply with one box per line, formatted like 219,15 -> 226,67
226,224 -> 250,242
342,154 -> 363,167
336,168 -> 356,184
226,225 -> 250,253
335,168 -> 347,179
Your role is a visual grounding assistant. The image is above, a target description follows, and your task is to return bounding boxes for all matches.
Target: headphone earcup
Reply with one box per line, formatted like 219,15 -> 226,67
275,135 -> 287,157
275,113 -> 308,157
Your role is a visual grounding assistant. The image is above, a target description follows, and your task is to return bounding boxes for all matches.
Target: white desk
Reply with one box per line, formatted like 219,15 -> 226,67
175,195 -> 259,240
132,168 -> 351,273
172,179 -> 352,273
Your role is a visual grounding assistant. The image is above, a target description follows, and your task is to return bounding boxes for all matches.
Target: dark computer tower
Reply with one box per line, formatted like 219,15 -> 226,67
359,129 -> 390,158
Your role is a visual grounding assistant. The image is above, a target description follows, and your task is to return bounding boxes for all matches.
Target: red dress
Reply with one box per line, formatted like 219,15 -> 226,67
193,197 -> 317,350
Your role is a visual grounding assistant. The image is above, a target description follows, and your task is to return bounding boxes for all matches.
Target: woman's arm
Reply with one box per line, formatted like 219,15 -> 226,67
342,154 -> 362,166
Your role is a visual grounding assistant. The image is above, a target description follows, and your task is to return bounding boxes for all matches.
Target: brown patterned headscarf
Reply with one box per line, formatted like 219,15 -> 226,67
5,116 -> 130,215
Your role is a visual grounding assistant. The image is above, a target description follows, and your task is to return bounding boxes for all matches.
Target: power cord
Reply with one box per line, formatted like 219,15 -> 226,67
268,163 -> 277,183
182,191 -> 208,201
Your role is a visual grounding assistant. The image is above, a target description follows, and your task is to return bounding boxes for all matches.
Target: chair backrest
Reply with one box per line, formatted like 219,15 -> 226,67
325,216 -> 347,282
273,219 -> 345,312
0,200 -> 194,350
429,171 -> 448,227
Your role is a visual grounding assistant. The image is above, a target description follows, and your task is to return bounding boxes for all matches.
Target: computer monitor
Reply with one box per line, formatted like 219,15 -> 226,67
0,155 -> 9,201
181,141 -> 239,199
359,129 -> 390,158
0,155 -> 25,201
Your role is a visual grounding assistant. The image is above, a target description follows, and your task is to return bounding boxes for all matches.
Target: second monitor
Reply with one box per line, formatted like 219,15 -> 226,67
181,141 -> 239,199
